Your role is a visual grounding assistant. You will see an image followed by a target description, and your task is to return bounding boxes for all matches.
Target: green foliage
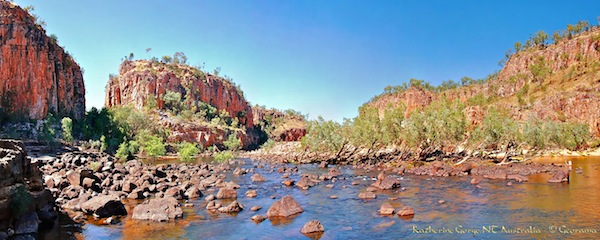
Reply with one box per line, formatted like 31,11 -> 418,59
115,140 -> 139,161
163,91 -> 183,114
531,30 -> 548,47
467,93 -> 487,106
214,151 -> 234,162
402,99 -> 467,149
514,41 -> 522,52
530,57 -> 551,82
61,117 -> 74,143
260,139 -> 276,151
161,55 -> 172,64
525,120 -> 590,150
144,94 -> 158,110
178,142 -> 200,162
471,108 -> 520,148
10,185 -> 31,218
39,113 -> 58,146
301,116 -> 347,154
436,79 -> 459,92
381,104 -> 405,145
223,133 -> 242,151
350,105 -> 383,150
89,161 -> 102,172
142,135 -> 166,158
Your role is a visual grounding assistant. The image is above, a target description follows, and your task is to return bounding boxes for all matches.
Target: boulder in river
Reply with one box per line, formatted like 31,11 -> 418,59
548,168 -> 570,183
217,188 -> 237,199
80,194 -> 127,218
358,191 -> 377,199
132,197 -> 183,221
251,174 -> 266,182
218,201 -> 244,213
267,195 -> 304,217
301,220 -> 325,234
378,202 -> 395,215
371,172 -> 401,190
397,206 -> 415,216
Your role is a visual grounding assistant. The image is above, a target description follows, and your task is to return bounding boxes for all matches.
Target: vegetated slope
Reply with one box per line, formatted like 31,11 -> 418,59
0,1 -> 85,121
105,59 -> 259,149
252,106 -> 307,142
370,27 -> 600,138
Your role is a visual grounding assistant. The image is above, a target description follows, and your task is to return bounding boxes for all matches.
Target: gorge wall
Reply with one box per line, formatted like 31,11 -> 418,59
105,60 -> 253,128
0,2 -> 85,120
368,27 -> 600,137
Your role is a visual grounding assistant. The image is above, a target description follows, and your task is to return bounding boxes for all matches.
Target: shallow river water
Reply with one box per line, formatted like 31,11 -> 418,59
60,156 -> 600,239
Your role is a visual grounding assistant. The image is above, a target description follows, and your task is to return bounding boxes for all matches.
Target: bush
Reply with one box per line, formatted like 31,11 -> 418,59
223,133 -> 242,151
163,91 -> 183,114
214,151 -> 234,162
61,117 -> 74,143
10,185 -> 31,218
301,116 -> 347,154
142,135 -> 166,158
381,104 -> 405,145
178,142 -> 200,162
471,107 -> 520,148
350,105 -> 383,150
115,140 -> 139,161
402,99 -> 467,149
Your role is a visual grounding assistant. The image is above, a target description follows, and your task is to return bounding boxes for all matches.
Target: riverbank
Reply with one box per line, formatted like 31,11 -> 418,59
1,139 -> 585,239
28,144 -> 599,239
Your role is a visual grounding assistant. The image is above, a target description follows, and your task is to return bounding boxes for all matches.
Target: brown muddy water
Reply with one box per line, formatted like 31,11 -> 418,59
54,156 -> 600,239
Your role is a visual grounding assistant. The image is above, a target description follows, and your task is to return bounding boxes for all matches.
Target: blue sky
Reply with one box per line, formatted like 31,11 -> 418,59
13,0 -> 600,122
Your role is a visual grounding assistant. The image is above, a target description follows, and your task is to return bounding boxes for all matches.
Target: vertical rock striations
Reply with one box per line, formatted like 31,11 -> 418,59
105,60 -> 253,128
0,2 -> 85,120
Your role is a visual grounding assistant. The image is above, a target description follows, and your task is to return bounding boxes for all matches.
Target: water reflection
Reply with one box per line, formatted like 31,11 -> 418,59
73,157 -> 600,239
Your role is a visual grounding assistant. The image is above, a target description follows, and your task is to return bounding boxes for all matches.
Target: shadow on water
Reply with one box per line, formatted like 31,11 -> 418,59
63,156 -> 600,239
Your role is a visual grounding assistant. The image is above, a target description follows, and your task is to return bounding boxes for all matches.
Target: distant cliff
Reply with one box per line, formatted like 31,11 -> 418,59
105,60 -> 253,128
369,27 -> 600,136
0,2 -> 85,120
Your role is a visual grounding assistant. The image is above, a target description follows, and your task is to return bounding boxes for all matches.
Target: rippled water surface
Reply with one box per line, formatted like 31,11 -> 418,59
60,156 -> 600,239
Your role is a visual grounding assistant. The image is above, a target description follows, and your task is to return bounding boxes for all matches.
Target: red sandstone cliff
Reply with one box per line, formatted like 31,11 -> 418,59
368,27 -> 600,136
105,60 -> 253,128
0,2 -> 85,120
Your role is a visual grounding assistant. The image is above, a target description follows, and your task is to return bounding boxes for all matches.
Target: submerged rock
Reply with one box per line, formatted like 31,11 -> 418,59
132,197 -> 183,221
251,215 -> 267,223
358,192 -> 377,199
267,195 -> 304,217
548,168 -> 570,183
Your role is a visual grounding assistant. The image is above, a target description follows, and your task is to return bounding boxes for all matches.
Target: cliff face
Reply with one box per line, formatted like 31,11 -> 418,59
493,28 -> 600,98
368,28 -> 600,137
105,60 -> 253,128
252,107 -> 306,142
0,2 -> 85,120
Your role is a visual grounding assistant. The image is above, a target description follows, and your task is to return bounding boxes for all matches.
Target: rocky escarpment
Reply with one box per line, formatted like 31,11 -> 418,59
252,107 -> 306,142
368,28 -> 600,136
0,2 -> 85,120
0,140 -> 56,238
105,60 -> 253,128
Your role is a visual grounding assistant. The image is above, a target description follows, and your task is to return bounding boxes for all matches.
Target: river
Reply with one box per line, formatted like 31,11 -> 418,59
56,156 -> 600,239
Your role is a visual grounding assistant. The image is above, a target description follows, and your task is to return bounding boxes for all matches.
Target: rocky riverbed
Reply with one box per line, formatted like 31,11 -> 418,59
0,139 -> 578,239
